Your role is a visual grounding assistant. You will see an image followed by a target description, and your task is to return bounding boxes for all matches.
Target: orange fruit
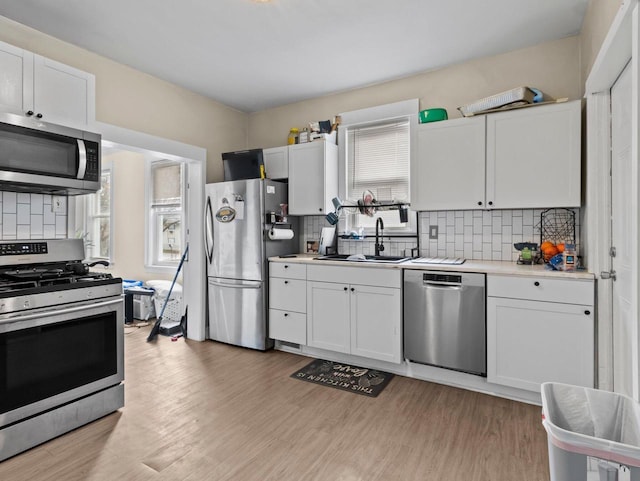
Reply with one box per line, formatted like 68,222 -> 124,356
556,243 -> 565,253
542,245 -> 559,260
540,241 -> 554,251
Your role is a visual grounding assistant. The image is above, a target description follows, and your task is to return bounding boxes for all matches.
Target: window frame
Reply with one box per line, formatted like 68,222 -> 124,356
144,158 -> 187,271
337,99 -> 419,236
77,167 -> 114,263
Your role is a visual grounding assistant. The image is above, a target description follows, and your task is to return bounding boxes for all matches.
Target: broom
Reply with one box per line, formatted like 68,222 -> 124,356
147,244 -> 189,342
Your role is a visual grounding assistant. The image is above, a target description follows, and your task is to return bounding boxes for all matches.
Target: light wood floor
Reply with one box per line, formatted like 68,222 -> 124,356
0,325 -> 550,481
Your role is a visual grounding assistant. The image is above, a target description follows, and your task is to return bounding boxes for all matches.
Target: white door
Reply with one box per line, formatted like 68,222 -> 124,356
610,61 -> 635,397
289,142 -> 326,215
0,41 -> 32,115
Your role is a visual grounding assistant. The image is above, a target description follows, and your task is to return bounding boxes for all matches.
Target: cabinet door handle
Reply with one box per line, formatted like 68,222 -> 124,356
284,313 -> 289,317
26,110 -> 34,116
477,201 -> 483,206
584,310 -> 591,315
350,287 -> 355,292
36,113 -> 43,119
343,287 -> 348,291
318,208 -> 323,212
284,280 -> 289,284
488,201 -> 493,206
534,281 -> 540,287
284,265 -> 289,269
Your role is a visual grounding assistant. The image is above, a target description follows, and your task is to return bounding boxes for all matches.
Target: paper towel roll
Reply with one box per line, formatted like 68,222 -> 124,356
268,228 -> 294,240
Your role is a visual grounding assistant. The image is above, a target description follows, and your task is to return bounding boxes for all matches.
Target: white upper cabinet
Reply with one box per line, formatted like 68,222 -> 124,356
412,100 -> 582,211
413,116 -> 486,211
486,100 -> 581,209
288,140 -> 338,215
0,39 -> 95,129
263,146 -> 289,180
0,42 -> 32,115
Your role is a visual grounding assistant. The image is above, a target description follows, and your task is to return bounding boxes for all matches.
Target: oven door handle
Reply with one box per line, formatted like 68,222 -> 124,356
0,298 -> 122,325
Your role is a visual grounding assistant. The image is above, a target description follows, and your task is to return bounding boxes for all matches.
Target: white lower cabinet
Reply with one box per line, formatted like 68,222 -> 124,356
487,274 -> 594,392
306,265 -> 402,364
268,263 -> 307,345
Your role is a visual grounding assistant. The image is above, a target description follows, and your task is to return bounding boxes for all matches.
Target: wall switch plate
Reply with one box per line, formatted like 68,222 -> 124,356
52,196 -> 65,214
429,225 -> 438,239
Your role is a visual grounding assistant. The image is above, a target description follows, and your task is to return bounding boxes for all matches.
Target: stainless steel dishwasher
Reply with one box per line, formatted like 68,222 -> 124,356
404,270 -> 486,376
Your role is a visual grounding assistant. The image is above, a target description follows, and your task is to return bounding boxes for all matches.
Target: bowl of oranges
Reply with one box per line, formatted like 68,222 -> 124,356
541,241 -> 566,262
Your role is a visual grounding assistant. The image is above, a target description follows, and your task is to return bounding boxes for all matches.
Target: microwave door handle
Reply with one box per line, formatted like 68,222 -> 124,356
77,139 -> 87,179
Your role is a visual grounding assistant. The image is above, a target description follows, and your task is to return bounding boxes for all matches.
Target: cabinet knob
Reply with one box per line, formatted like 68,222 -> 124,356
284,280 -> 288,284
284,265 -> 289,269
318,208 -> 323,212
344,287 -> 348,291
36,113 -> 43,119
284,313 -> 289,317
584,310 -> 591,315
488,201 -> 493,206
26,110 -> 34,116
534,281 -> 540,287
477,201 -> 483,206
350,287 -> 355,292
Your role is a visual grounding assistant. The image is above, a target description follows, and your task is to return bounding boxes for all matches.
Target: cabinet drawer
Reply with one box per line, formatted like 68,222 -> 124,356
307,264 -> 401,288
269,278 -> 306,312
487,274 -> 594,305
270,262 -> 306,280
269,309 -> 306,345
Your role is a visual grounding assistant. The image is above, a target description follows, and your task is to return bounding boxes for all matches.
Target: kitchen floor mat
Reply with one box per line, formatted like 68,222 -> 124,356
290,359 -> 394,397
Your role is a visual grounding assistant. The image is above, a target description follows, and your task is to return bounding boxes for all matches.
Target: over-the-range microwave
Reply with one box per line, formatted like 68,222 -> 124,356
0,112 -> 100,195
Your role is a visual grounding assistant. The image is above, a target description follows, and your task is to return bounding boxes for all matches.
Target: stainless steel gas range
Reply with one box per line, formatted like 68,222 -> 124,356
0,239 -> 124,461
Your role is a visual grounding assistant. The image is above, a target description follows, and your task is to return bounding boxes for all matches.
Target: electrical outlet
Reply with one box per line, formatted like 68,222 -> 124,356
52,196 -> 65,214
429,225 -> 438,239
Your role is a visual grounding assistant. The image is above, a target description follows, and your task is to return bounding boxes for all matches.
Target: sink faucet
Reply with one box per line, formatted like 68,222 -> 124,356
375,217 -> 385,256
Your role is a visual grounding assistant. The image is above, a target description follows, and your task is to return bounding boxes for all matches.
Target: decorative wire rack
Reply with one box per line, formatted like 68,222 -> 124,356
538,208 -> 576,261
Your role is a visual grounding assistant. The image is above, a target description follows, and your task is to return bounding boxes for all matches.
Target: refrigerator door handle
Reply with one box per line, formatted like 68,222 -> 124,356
204,196 -> 214,263
208,279 -> 261,289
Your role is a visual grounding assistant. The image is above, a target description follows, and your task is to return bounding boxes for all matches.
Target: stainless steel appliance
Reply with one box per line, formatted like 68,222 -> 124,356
0,239 -> 123,461
204,179 -> 297,350
0,112 -> 101,194
404,270 -> 486,375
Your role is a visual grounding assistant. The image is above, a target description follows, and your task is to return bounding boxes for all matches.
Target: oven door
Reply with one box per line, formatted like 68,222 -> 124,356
0,296 -> 123,427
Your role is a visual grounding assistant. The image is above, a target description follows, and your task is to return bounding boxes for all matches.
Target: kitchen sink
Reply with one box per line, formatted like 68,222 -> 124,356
315,254 -> 411,264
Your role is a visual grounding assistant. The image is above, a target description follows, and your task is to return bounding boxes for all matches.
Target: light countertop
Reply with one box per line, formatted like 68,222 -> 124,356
269,254 -> 595,280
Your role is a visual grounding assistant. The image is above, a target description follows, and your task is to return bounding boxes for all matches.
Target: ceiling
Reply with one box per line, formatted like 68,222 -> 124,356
0,0 -> 590,113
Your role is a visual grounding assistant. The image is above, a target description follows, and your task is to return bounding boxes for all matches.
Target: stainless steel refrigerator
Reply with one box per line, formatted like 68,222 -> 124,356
204,179 -> 298,350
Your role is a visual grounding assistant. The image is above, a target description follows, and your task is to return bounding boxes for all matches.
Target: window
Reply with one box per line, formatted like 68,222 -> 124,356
148,160 -> 184,266
86,170 -> 112,260
339,99 -> 418,234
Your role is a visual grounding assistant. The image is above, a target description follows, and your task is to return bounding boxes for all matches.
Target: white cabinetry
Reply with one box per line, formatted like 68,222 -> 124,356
306,265 -> 402,363
486,100 -> 581,209
288,140 -> 338,215
263,146 -> 289,180
0,39 -> 95,128
487,274 -> 594,392
413,116 -> 486,210
269,263 -> 307,344
412,100 -> 581,211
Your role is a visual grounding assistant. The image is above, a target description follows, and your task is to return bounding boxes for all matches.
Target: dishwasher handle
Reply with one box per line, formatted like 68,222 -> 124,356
423,280 -> 462,288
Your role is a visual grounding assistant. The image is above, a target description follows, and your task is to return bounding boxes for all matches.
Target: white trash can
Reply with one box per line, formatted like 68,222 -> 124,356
541,382 -> 640,481
145,279 -> 183,323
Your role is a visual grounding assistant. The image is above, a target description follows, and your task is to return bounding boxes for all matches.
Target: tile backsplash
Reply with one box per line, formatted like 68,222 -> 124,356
0,192 -> 68,240
302,208 -> 580,262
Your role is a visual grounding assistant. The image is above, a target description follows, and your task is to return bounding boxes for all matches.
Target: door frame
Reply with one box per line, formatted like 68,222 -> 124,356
585,0 -> 640,398
77,121 -> 207,341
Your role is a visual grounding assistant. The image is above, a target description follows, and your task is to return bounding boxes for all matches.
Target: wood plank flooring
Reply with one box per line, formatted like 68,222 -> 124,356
0,325 -> 550,480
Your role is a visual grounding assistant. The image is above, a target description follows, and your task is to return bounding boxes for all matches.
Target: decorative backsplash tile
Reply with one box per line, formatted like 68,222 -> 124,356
302,207 -> 580,262
0,192 -> 67,240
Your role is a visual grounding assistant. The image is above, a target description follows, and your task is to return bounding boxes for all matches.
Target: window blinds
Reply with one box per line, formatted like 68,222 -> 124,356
346,120 -> 410,202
